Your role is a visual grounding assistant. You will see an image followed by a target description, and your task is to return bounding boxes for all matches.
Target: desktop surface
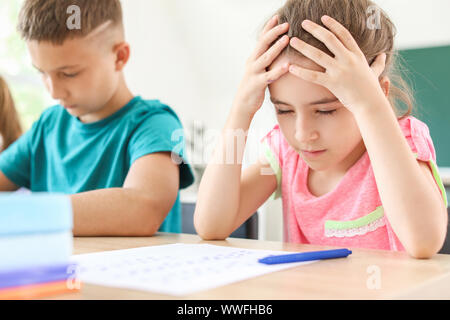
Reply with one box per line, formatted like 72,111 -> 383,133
49,233 -> 450,300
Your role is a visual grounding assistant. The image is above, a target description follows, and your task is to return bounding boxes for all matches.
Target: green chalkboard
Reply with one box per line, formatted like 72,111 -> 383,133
398,45 -> 450,167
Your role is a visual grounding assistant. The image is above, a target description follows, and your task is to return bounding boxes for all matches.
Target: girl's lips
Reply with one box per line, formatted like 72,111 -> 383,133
301,149 -> 326,158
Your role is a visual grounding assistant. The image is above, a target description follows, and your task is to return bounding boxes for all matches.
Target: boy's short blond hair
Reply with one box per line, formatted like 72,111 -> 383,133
17,0 -> 123,45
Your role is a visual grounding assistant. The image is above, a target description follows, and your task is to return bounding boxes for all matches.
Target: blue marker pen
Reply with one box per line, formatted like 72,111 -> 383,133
258,248 -> 352,265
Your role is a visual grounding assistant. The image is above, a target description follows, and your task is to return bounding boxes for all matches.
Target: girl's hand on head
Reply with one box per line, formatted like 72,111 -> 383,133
232,15 -> 290,118
288,15 -> 388,114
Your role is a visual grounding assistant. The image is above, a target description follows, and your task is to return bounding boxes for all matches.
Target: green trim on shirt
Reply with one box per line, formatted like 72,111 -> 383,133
413,153 -> 448,208
325,206 -> 385,231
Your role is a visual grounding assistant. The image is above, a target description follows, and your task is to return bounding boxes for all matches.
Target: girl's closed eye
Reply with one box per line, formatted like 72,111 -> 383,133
276,108 -> 293,115
276,108 -> 337,116
316,109 -> 337,116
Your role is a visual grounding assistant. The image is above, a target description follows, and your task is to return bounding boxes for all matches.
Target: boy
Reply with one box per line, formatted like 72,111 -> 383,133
0,0 -> 194,236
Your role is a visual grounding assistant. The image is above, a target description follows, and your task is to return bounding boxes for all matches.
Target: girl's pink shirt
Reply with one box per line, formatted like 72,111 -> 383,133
262,116 -> 448,251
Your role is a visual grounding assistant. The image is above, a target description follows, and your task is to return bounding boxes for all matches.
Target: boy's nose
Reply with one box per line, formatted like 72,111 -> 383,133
46,78 -> 68,100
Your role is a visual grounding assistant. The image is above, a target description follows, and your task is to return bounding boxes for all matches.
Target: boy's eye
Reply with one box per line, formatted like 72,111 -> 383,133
61,72 -> 79,78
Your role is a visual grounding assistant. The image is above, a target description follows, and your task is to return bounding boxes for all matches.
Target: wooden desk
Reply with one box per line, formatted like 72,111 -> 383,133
54,233 -> 450,300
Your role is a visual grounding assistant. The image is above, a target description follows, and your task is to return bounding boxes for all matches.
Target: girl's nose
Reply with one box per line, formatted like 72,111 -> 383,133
294,115 -> 319,143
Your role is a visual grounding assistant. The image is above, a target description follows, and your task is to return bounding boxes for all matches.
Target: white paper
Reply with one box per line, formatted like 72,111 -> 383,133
71,243 -> 316,296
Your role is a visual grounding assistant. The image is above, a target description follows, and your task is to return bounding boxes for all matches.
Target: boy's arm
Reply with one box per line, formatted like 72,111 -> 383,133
71,152 -> 179,236
0,171 -> 20,192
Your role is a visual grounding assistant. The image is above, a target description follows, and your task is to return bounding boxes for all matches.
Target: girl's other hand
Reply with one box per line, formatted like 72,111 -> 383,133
232,15 -> 290,118
288,16 -> 387,115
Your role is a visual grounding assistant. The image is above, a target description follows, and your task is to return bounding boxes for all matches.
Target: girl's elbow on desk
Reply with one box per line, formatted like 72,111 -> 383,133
406,244 -> 442,260
403,225 -> 447,259
196,231 -> 228,241
391,193 -> 447,259
194,223 -> 229,241
193,212 -> 230,241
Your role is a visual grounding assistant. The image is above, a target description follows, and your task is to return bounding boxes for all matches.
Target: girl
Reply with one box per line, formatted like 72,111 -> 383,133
0,76 -> 22,152
194,0 -> 448,258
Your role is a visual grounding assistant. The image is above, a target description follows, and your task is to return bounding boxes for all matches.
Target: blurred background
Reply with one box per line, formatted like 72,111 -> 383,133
1,0 -> 449,241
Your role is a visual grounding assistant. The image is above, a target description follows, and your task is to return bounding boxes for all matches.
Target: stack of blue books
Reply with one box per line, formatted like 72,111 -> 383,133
0,194 -> 78,299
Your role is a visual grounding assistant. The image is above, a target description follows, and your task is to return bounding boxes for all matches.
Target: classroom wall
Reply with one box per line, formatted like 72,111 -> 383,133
122,0 -> 450,128
122,0 -> 286,241
123,0 -> 283,131
122,0 -> 450,241
374,0 -> 450,49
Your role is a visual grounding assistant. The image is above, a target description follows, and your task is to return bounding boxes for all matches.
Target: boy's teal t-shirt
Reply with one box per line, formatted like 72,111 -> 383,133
0,96 -> 195,233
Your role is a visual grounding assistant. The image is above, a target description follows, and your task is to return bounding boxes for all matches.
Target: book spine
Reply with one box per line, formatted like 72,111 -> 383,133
0,194 -> 72,236
0,280 -> 81,300
0,231 -> 72,271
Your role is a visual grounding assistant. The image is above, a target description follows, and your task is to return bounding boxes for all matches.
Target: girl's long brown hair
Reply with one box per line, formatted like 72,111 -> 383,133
0,76 -> 23,151
269,0 -> 415,119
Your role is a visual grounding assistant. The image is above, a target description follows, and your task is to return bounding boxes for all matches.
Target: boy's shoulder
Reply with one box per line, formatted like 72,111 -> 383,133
132,97 -> 181,121
123,97 -> 184,131
31,98 -> 183,132
37,98 -> 180,122
34,104 -> 67,127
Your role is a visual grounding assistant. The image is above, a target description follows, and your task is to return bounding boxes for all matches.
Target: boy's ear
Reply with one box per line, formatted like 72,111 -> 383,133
114,42 -> 130,71
379,76 -> 390,97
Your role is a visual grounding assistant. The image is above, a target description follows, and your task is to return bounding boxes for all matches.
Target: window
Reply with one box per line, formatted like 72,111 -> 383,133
0,0 -> 54,130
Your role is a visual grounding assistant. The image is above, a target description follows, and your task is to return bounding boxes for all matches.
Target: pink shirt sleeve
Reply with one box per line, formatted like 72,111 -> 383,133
261,125 -> 284,168
261,125 -> 287,199
399,116 -> 447,206
399,116 -> 436,162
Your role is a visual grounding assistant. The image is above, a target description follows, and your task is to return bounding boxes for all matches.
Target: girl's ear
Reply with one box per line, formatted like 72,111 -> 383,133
379,76 -> 390,97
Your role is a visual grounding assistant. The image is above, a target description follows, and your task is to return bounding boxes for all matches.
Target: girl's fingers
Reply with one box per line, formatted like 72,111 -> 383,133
288,64 -> 326,86
254,35 -> 290,70
320,15 -> 363,55
261,15 -> 279,35
289,37 -> 335,69
370,53 -> 387,78
300,19 -> 348,58
251,22 -> 290,61
263,63 -> 290,84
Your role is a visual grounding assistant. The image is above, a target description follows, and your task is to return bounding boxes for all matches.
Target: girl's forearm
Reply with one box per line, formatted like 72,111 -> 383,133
194,106 -> 253,239
353,98 -> 447,257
